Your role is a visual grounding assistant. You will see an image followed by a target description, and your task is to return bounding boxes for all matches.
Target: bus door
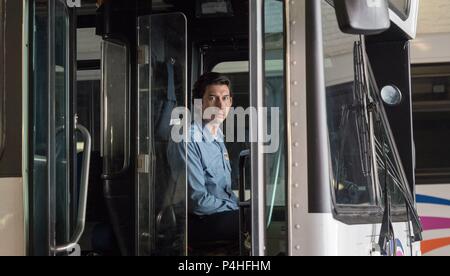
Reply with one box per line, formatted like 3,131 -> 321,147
136,13 -> 188,256
134,1 -> 287,256
30,0 -> 91,256
247,0 -> 288,256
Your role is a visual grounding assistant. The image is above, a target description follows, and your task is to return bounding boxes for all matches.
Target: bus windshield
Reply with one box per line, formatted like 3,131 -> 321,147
326,38 -> 422,237
323,0 -> 421,235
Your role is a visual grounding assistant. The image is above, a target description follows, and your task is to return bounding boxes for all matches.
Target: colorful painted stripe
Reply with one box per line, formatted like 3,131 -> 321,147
417,195 -> 450,207
421,217 -> 450,231
417,195 -> 450,254
422,237 -> 450,255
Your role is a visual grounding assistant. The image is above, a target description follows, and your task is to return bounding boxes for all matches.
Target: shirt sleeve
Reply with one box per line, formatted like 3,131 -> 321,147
168,140 -> 237,215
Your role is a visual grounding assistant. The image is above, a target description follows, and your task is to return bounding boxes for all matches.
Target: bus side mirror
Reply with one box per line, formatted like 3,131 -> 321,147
381,85 -> 403,106
334,0 -> 391,35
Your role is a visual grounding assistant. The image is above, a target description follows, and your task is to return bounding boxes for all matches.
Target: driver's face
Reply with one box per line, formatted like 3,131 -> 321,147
202,84 -> 233,124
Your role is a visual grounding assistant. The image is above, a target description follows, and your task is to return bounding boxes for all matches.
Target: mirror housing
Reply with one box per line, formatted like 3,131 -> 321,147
334,0 -> 391,35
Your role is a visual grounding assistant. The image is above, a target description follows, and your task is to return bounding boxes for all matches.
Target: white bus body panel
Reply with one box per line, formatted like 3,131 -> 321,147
0,178 -> 25,256
296,214 -> 415,256
416,185 -> 450,256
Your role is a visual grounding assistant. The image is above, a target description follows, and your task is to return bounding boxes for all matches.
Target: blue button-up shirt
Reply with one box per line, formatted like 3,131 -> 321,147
168,122 -> 239,216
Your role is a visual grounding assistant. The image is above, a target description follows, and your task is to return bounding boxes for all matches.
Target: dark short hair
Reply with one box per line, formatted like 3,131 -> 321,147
192,72 -> 232,99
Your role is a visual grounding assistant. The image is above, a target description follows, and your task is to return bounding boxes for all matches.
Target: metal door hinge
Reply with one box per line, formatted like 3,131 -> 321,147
138,45 -> 150,65
137,154 -> 150,173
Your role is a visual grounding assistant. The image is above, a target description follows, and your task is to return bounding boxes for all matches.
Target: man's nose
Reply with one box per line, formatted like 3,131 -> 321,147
216,99 -> 225,109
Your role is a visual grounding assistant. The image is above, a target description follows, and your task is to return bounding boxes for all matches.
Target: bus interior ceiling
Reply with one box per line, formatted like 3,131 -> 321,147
75,0 -> 251,255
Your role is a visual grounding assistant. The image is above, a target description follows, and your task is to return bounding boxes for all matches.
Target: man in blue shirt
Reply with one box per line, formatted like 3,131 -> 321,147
168,72 -> 241,244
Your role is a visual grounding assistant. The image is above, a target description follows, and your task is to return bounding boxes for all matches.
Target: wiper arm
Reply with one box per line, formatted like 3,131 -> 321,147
372,90 -> 423,244
353,38 -> 423,253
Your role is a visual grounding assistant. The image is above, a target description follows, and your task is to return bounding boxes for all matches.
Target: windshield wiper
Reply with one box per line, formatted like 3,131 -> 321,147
353,38 -> 423,254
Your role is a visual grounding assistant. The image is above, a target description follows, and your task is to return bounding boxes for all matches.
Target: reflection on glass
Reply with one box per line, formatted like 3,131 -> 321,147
264,0 -> 286,256
413,112 -> 450,171
411,65 -> 450,178
389,0 -> 410,18
322,1 -> 378,207
326,84 -> 378,206
137,13 -> 187,256
102,41 -> 128,174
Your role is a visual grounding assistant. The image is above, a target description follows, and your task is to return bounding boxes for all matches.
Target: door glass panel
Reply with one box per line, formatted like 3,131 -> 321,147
102,41 -> 129,175
54,0 -> 70,246
32,0 -> 50,255
137,13 -> 187,256
263,0 -> 287,256
31,0 -> 70,255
